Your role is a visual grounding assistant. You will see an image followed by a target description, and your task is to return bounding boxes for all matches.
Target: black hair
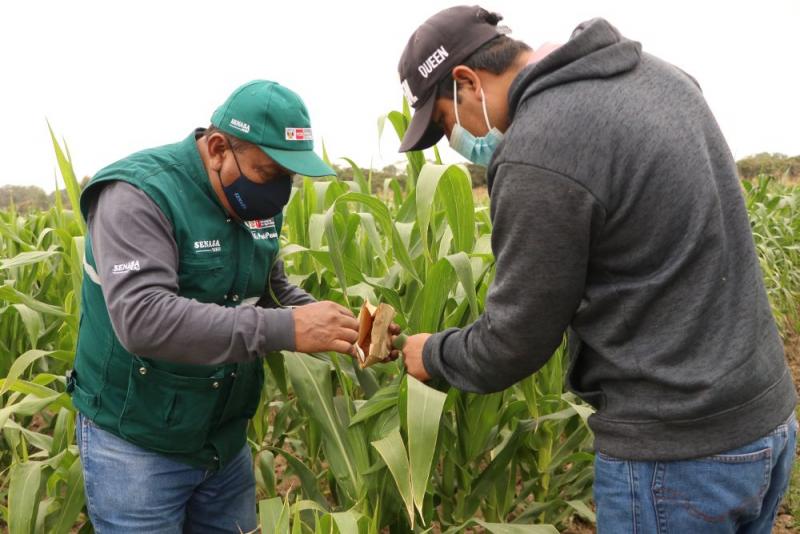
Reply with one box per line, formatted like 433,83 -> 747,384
436,35 -> 532,102
203,125 -> 250,153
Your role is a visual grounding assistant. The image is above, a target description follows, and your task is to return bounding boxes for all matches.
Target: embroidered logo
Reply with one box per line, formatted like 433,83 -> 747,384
230,118 -> 251,134
112,260 -> 140,274
417,45 -> 449,79
194,239 -> 222,253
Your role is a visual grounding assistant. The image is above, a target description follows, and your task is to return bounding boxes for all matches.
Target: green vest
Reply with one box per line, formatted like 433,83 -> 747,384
71,132 -> 281,469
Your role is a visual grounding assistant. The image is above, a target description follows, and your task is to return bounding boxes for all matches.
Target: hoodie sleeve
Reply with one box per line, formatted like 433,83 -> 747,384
421,162 -> 603,393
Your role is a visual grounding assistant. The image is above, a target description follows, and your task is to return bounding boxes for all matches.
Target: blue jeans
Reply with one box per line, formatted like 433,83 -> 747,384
75,413 -> 257,533
594,414 -> 797,533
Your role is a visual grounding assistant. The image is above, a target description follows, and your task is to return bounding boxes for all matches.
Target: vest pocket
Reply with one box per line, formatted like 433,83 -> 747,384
178,255 -> 229,303
219,360 -> 265,422
118,357 -> 224,454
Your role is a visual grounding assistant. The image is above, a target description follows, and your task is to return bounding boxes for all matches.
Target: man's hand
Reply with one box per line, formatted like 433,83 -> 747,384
386,323 -> 403,361
401,333 -> 433,381
293,301 -> 360,357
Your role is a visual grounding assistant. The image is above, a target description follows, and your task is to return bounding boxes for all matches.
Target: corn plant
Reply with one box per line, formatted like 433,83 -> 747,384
0,129 -> 87,533
248,103 -> 594,532
743,176 -> 800,334
2,117 -> 797,533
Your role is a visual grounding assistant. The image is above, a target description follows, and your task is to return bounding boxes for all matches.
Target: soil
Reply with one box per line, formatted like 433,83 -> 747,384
779,322 -> 800,534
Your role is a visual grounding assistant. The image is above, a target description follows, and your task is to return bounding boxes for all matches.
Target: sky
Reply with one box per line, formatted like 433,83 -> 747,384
1,0 -> 798,192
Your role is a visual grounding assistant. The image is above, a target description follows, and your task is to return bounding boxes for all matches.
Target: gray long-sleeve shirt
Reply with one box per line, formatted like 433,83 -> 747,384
87,180 -> 314,366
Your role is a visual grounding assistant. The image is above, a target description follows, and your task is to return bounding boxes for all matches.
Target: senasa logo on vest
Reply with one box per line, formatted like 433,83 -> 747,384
194,240 -> 222,253
245,218 -> 278,240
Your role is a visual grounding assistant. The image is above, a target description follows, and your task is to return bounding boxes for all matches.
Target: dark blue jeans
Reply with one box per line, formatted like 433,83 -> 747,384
76,413 -> 257,533
594,414 -> 797,533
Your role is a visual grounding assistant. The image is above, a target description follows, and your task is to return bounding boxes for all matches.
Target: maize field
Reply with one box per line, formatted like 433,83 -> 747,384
0,106 -> 798,533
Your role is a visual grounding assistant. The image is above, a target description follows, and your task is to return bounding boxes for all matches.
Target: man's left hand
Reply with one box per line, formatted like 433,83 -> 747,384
400,333 -> 433,381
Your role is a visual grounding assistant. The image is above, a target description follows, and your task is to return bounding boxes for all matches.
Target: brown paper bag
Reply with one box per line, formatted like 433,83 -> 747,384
355,301 -> 396,368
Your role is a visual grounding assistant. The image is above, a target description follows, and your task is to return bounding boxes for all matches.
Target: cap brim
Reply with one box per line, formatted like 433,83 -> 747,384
260,146 -> 336,178
398,93 -> 444,152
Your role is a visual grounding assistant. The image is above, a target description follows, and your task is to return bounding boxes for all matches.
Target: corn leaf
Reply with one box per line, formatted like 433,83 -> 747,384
372,429 -> 414,526
407,375 -> 447,518
8,461 -> 42,534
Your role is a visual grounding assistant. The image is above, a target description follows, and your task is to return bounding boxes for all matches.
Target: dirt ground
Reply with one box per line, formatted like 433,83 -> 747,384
777,326 -> 800,534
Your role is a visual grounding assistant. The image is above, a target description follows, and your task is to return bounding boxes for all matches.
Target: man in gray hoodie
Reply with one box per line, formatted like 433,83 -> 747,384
396,6 -> 797,533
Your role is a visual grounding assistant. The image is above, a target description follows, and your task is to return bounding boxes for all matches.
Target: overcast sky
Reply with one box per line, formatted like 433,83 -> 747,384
1,0 -> 798,192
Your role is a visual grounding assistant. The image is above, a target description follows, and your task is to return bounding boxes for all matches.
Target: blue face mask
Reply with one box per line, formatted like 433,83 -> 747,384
217,147 -> 291,222
449,79 -> 504,167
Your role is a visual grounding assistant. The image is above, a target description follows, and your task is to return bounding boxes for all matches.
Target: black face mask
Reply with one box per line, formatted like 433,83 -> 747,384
217,147 -> 291,221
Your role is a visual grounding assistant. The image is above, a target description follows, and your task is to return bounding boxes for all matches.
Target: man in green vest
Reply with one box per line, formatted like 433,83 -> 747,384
69,80 -> 360,533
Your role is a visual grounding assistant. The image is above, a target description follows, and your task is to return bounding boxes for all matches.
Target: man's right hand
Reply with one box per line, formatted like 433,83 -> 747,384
292,301 -> 360,357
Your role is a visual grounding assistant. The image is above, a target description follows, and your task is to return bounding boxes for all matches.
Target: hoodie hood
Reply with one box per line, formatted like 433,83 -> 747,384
508,18 -> 642,117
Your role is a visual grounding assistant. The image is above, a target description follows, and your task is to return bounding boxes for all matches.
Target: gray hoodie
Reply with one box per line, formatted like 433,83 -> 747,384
421,18 -> 796,460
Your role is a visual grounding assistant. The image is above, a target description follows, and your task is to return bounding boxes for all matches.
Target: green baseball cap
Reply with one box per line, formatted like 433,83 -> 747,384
211,80 -> 335,177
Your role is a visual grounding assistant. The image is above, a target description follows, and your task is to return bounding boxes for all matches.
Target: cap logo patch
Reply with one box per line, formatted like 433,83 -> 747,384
230,118 -> 251,134
417,45 -> 449,79
285,128 -> 313,141
401,79 -> 418,105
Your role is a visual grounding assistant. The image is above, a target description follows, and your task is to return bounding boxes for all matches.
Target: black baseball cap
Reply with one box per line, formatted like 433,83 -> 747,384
397,5 -> 508,152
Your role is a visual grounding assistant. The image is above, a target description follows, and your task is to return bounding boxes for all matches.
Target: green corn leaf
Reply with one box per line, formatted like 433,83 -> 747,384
444,252 -> 479,321
0,349 -> 53,396
324,207 -> 350,303
0,379 -> 73,412
265,352 -> 288,396
332,192 -> 420,282
439,165 -> 476,254
472,521 -> 559,534
0,250 -> 59,270
291,500 -> 328,514
50,407 -> 74,457
8,461 -> 43,534
357,213 -> 389,271
0,393 -> 65,430
2,420 -> 54,452
342,158 -> 371,195
256,449 -> 277,498
566,499 -> 597,523
51,456 -> 86,534
416,163 -> 475,261
47,123 -> 85,233
406,375 -> 447,518
283,352 -> 359,502
260,497 -> 290,534
372,429 -> 414,526
466,419 -> 537,515
350,383 -> 400,426
411,258 -> 456,333
330,510 -> 363,534
0,283 -> 68,317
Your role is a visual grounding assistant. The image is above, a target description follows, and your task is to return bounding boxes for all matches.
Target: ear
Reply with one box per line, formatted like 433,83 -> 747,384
206,133 -> 228,171
451,66 -> 483,99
